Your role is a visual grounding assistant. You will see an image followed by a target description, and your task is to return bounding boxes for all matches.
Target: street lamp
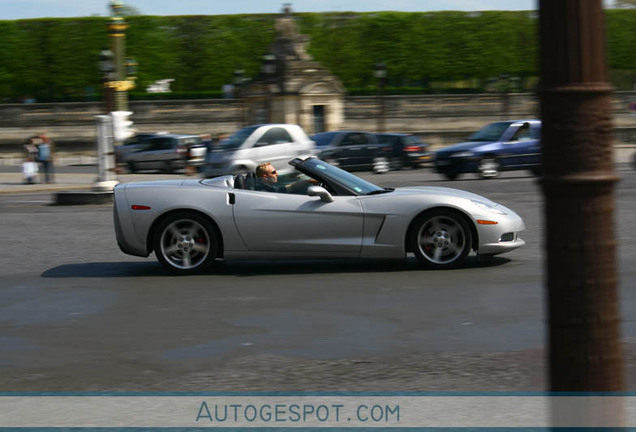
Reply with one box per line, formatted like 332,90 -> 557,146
262,54 -> 277,123
374,61 -> 387,133
234,68 -> 245,126
99,48 -> 116,113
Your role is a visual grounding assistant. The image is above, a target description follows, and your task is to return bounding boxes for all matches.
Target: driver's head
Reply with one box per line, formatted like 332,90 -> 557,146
256,162 -> 278,184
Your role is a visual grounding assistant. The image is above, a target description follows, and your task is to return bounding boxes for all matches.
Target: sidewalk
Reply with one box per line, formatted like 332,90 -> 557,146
0,171 -> 193,195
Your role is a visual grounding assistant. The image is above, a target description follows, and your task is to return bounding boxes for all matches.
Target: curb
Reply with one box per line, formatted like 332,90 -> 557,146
0,184 -> 94,195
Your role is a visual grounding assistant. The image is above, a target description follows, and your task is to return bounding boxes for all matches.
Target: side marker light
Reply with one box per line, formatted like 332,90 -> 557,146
476,220 -> 498,225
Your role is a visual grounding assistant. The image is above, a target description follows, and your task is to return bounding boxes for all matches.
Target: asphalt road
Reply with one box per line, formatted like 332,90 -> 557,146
1,167 -> 635,392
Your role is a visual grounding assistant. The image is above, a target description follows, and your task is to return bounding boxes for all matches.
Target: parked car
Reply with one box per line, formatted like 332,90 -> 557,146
433,120 -> 541,180
312,131 -> 390,173
126,134 -> 206,174
202,124 -> 315,178
114,156 -> 526,274
376,133 -> 432,169
115,132 -> 165,164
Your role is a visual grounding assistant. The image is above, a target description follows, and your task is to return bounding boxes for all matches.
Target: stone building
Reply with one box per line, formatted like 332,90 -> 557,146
242,4 -> 345,134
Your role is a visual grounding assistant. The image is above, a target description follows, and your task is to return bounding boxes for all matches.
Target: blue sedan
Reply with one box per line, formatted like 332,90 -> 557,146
433,120 -> 541,180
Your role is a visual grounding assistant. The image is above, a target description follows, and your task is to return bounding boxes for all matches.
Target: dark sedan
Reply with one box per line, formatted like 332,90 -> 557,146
433,120 -> 541,180
312,131 -> 390,174
376,133 -> 432,169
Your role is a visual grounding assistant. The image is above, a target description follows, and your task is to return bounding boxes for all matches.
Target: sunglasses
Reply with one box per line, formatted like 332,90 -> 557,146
268,170 -> 277,175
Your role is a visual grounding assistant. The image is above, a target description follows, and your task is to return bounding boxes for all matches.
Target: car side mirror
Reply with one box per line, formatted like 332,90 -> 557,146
307,185 -> 334,203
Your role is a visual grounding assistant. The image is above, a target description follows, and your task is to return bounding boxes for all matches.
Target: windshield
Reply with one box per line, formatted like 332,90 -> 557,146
467,121 -> 513,142
311,132 -> 338,147
298,158 -> 385,196
219,126 -> 259,150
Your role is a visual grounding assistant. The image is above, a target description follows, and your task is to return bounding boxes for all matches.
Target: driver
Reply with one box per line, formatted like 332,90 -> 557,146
254,162 -> 319,194
255,162 -> 287,193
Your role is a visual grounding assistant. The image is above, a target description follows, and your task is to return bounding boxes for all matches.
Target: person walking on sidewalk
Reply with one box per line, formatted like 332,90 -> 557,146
36,133 -> 55,183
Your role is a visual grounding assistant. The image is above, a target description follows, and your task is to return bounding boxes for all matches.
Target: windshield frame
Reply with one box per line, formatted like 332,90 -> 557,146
467,121 -> 514,142
294,157 -> 385,196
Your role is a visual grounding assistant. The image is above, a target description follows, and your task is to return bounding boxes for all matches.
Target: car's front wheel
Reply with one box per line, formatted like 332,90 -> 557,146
410,209 -> 472,269
372,156 -> 390,174
153,212 -> 219,274
478,157 -> 499,179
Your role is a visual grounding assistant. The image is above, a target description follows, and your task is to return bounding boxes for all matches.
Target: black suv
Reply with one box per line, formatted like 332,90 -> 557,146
126,134 -> 207,173
375,133 -> 431,169
311,131 -> 390,174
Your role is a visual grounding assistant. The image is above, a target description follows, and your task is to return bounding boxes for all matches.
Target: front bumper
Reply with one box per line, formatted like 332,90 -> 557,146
474,212 -> 526,255
433,157 -> 479,174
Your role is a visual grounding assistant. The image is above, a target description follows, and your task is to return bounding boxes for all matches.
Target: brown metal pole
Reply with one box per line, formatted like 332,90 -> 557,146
539,0 -> 624,396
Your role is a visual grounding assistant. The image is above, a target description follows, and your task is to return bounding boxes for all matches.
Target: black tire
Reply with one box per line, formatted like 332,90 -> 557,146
153,212 -> 219,275
163,160 -> 173,174
127,161 -> 136,173
410,209 -> 472,269
444,173 -> 459,181
372,155 -> 390,174
478,157 -> 499,179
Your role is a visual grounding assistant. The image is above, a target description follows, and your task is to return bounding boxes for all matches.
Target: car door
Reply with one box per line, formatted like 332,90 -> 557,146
500,123 -> 541,169
231,190 -> 364,253
336,132 -> 372,168
134,137 -> 169,170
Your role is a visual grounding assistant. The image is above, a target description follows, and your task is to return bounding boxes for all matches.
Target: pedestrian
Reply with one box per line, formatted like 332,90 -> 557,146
36,133 -> 55,183
22,154 -> 38,184
23,137 -> 39,161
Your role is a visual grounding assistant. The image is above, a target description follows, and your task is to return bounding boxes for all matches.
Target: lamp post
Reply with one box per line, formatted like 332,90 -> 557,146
262,54 -> 277,123
234,68 -> 245,127
106,0 -> 135,112
374,62 -> 387,133
99,48 -> 116,113
539,0 -> 624,405
95,0 -> 137,188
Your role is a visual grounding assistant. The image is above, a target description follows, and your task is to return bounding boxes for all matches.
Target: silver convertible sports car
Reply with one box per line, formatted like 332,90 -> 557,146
114,157 -> 526,274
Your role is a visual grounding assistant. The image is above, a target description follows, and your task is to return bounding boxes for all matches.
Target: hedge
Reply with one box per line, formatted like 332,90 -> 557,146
0,9 -> 634,102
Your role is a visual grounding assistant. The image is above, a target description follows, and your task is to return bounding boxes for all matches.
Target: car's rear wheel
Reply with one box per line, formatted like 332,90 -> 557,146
411,209 -> 472,269
478,157 -> 499,179
372,156 -> 390,174
153,212 -> 219,275
163,160 -> 173,174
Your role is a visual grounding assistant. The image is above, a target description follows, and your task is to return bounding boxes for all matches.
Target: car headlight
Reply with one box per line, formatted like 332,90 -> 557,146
452,151 -> 474,158
472,200 -> 508,215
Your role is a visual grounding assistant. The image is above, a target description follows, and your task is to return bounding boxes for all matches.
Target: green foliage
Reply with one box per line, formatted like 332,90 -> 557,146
0,10 -> 634,102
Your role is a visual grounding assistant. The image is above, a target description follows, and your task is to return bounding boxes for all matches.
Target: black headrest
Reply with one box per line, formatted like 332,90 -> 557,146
245,171 -> 257,190
234,174 -> 246,190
